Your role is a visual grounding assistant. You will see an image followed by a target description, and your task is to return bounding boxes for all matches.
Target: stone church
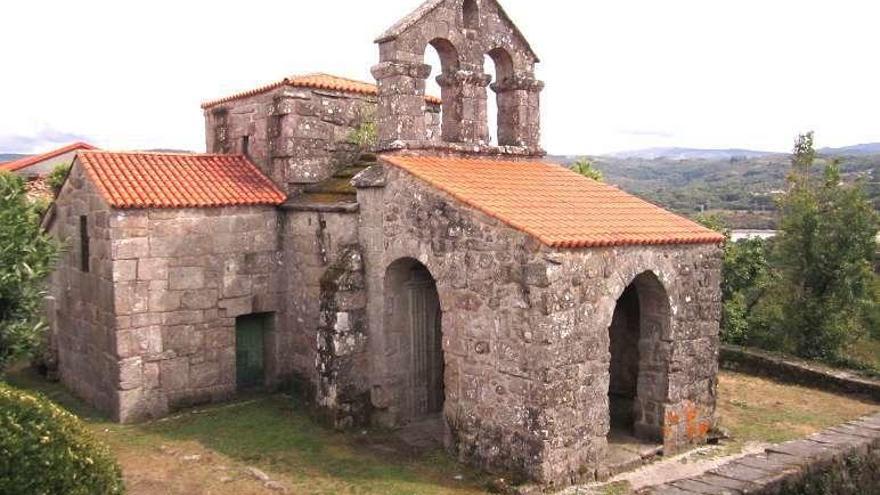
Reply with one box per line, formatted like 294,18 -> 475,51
45,0 -> 724,485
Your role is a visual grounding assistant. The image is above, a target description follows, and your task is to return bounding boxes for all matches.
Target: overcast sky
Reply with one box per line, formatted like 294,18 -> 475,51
2,0 -> 879,155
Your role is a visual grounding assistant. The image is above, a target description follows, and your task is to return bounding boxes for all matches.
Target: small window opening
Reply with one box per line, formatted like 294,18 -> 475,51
79,215 -> 90,272
241,135 -> 250,157
463,0 -> 479,30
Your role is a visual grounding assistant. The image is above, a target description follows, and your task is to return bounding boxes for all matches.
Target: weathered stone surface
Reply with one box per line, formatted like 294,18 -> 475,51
169,267 -> 205,290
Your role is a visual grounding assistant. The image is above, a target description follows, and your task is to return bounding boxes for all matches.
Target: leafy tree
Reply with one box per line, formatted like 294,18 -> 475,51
0,172 -> 59,374
572,158 -> 604,181
697,214 -> 774,345
773,133 -> 880,360
46,162 -> 71,195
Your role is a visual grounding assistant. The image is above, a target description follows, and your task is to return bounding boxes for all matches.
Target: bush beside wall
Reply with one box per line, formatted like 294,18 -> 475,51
0,382 -> 124,494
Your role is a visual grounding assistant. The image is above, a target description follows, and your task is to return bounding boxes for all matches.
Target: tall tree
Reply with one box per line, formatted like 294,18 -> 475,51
774,133 -> 879,359
0,172 -> 58,373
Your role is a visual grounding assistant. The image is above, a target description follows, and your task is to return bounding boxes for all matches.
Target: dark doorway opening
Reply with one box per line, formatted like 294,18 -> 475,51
235,313 -> 270,390
384,258 -> 444,423
604,272 -> 671,470
406,264 -> 444,416
609,285 -> 641,431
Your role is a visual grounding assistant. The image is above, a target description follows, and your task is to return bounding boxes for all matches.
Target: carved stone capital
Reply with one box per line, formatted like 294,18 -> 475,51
435,70 -> 493,88
371,61 -> 432,80
491,76 -> 545,93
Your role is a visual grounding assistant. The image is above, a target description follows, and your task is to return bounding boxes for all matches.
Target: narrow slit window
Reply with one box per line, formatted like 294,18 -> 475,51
241,135 -> 250,156
79,215 -> 90,272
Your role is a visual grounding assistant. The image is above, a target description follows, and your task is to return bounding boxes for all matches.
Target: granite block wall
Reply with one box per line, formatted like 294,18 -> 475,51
106,206 -> 282,422
49,163 -> 118,416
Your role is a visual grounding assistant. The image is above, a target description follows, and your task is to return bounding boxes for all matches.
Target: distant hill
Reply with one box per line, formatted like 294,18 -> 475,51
552,147 -> 880,230
0,153 -> 28,164
599,143 -> 880,161
819,143 -> 880,156
606,147 -> 779,161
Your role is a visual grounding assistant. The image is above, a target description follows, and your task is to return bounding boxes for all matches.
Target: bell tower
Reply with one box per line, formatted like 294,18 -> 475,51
372,0 -> 544,155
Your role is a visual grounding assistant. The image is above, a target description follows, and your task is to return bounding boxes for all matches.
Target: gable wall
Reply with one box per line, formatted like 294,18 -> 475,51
49,162 -> 118,415
357,164 -> 554,477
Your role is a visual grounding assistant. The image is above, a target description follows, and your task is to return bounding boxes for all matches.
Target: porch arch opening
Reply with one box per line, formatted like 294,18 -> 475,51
606,271 -> 671,445
383,258 -> 444,422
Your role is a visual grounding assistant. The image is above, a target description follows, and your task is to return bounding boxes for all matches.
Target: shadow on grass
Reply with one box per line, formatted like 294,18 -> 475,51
5,364 -> 489,495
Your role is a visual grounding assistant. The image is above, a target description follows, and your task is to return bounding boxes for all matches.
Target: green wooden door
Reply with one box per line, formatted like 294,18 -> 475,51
236,314 -> 266,390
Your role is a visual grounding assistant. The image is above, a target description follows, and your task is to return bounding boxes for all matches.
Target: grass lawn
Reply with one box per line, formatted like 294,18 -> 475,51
844,336 -> 880,375
5,364 -> 490,495
4,366 -> 879,495
717,370 -> 879,445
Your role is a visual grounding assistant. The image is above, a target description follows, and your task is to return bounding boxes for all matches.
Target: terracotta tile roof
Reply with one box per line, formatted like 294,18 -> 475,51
77,151 -> 286,209
381,155 -> 725,249
0,142 -> 95,173
202,73 -> 442,109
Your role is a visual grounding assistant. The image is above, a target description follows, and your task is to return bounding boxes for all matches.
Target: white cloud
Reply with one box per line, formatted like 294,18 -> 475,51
1,0 -> 878,155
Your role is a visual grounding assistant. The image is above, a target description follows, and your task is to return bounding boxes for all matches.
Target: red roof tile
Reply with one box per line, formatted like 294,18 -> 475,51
77,151 -> 286,209
201,73 -> 442,109
0,142 -> 95,173
381,155 -> 725,249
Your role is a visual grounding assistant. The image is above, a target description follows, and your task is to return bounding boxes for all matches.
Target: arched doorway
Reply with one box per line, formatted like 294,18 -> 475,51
606,271 -> 671,444
384,258 -> 444,422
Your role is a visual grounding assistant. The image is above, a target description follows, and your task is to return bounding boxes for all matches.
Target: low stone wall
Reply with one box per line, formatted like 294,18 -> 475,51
721,345 -> 880,401
640,412 -> 880,495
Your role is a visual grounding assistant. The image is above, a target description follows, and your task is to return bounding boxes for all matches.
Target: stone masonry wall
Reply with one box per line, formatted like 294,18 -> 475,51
351,162 -> 722,486
50,163 -> 118,416
107,206 -> 283,422
280,209 -> 362,411
534,243 -> 722,484
204,87 -> 441,192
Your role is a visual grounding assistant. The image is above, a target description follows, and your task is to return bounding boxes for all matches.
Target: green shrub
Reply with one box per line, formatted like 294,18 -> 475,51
0,172 -> 59,373
0,383 -> 124,494
347,105 -> 377,150
571,158 -> 604,181
46,163 -> 71,195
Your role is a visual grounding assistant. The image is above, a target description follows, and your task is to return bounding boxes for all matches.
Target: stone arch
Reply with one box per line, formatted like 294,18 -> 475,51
605,270 -> 672,444
463,0 -> 480,30
380,257 -> 445,424
486,47 -> 516,146
426,38 -> 464,143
